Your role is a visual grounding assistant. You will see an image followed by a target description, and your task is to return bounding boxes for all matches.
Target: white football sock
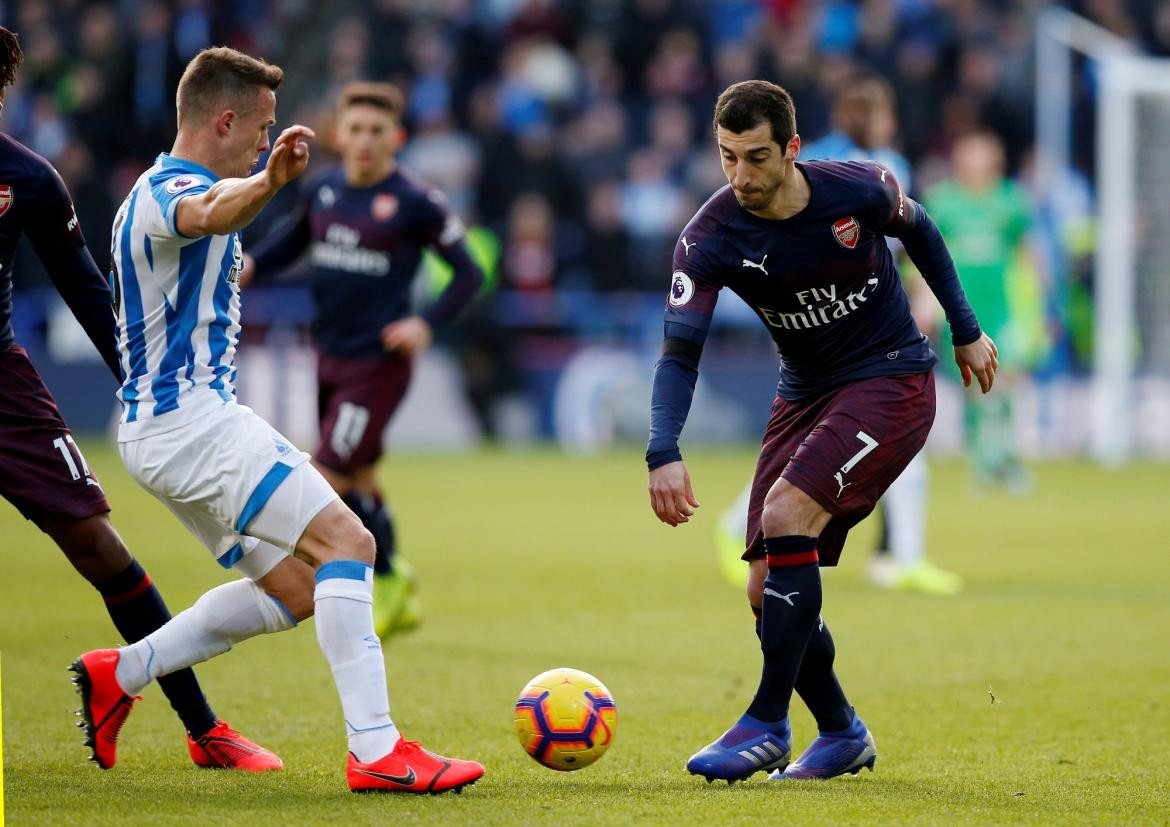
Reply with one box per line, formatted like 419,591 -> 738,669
885,451 -> 929,567
115,578 -> 296,695
313,561 -> 400,763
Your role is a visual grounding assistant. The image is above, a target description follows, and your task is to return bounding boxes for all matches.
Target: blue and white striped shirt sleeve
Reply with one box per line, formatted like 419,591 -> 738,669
145,170 -> 214,241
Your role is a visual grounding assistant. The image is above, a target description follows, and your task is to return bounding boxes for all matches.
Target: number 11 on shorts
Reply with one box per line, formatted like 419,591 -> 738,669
53,435 -> 98,486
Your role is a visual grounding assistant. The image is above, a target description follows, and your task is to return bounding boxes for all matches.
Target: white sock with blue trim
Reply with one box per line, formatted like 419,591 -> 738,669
114,578 -> 296,695
314,560 -> 399,763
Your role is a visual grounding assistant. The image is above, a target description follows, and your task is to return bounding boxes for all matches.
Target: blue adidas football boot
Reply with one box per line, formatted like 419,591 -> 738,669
686,713 -> 791,784
771,709 -> 876,780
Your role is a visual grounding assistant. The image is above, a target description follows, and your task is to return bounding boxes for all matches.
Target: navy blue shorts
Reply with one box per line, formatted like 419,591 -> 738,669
315,352 -> 412,476
0,344 -> 110,527
745,371 -> 935,566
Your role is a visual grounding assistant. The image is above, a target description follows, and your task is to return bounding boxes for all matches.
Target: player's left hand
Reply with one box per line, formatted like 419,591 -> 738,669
954,333 -> 998,393
264,125 -> 315,190
381,316 -> 432,356
648,460 -> 701,527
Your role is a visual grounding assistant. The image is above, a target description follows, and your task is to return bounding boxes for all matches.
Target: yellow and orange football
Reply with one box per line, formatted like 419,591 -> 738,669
513,667 -> 617,771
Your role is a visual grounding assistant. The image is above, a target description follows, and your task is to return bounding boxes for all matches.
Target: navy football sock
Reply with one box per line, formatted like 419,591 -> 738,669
95,560 -> 217,739
794,618 -> 853,732
745,536 -> 822,724
344,492 -> 397,575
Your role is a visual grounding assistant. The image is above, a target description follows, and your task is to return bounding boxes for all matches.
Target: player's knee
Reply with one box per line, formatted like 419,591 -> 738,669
321,510 -> 375,566
299,500 -> 375,566
347,523 -> 376,565
760,495 -> 793,537
761,481 -> 828,537
746,560 -> 766,607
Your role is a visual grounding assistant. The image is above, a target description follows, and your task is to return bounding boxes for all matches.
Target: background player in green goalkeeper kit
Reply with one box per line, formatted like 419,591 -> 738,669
925,131 -> 1035,490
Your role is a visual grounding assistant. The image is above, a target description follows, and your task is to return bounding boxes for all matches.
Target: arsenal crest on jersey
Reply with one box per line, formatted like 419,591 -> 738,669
0,184 -> 13,218
371,193 -> 398,222
832,216 -> 860,249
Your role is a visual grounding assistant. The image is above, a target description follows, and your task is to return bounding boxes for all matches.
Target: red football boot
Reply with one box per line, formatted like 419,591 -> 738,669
188,720 -> 283,771
347,738 -> 484,794
69,649 -> 140,770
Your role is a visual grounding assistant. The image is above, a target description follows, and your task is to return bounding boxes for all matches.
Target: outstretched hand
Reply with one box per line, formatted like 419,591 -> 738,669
648,460 -> 700,527
264,125 -> 315,190
954,333 -> 998,393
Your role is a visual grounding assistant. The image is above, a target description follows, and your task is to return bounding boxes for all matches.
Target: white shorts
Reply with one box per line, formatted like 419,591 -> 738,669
119,401 -> 338,580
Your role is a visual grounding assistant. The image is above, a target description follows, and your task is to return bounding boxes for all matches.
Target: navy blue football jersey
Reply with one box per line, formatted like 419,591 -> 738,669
665,160 -> 952,400
249,166 -> 481,358
0,134 -> 118,377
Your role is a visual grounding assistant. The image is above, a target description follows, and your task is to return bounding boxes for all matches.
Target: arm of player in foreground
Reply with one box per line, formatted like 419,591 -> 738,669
176,125 -> 315,239
26,171 -> 122,381
646,334 -> 706,527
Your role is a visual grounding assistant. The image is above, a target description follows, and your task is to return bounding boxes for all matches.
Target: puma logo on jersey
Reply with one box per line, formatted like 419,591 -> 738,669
763,588 -> 799,606
834,471 -> 852,498
681,236 -> 695,255
742,255 -> 768,274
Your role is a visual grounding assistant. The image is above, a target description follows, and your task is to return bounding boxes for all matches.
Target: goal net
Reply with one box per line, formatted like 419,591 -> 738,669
1036,8 -> 1170,463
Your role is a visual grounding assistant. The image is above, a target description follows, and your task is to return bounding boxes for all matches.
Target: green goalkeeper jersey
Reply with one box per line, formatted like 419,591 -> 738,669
924,178 -> 1031,336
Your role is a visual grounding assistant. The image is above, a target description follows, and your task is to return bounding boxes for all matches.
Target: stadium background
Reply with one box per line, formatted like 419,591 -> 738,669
3,2 -> 1170,824
6,0 -> 1166,458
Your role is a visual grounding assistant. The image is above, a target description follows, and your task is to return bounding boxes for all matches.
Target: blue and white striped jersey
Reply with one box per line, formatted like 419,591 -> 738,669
111,153 -> 243,440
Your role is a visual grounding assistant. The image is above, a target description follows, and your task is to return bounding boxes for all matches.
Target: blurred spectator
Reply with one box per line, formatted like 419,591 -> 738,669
502,191 -> 558,290
0,0 -> 1154,335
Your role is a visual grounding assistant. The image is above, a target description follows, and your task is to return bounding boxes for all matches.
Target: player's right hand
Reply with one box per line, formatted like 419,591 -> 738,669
264,125 -> 315,189
954,332 -> 998,394
648,460 -> 700,527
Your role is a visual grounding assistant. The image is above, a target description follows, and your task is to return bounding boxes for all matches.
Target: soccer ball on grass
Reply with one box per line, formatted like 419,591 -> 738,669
513,667 -> 617,771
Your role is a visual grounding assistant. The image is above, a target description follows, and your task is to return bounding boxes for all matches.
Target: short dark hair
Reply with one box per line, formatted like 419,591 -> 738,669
176,47 -> 283,126
714,80 -> 797,147
338,81 -> 405,119
0,27 -> 24,89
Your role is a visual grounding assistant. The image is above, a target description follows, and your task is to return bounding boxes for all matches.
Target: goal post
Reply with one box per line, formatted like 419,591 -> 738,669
1036,8 -> 1170,464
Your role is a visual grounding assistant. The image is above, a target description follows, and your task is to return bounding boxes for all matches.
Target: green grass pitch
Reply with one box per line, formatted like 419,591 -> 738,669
2,443 -> 1169,825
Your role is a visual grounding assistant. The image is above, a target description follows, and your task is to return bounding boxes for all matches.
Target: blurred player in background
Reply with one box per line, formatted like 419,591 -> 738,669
72,47 -> 482,793
0,26 -> 279,772
243,81 -> 483,639
925,131 -> 1035,491
646,80 -> 996,783
716,75 -> 962,595
804,75 -> 961,593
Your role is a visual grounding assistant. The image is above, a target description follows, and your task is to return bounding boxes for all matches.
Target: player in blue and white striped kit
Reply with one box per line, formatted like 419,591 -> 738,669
71,46 -> 483,794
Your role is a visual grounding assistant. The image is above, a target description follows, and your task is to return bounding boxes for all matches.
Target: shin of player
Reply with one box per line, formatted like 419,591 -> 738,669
72,47 -> 481,793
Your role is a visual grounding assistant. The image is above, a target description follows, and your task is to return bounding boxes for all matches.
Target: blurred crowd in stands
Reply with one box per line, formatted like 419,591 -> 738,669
4,0 -> 1168,364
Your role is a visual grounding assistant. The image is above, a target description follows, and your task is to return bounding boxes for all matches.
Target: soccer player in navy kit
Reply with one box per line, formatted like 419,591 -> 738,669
0,27 -> 279,770
244,82 -> 483,638
646,81 -> 997,782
